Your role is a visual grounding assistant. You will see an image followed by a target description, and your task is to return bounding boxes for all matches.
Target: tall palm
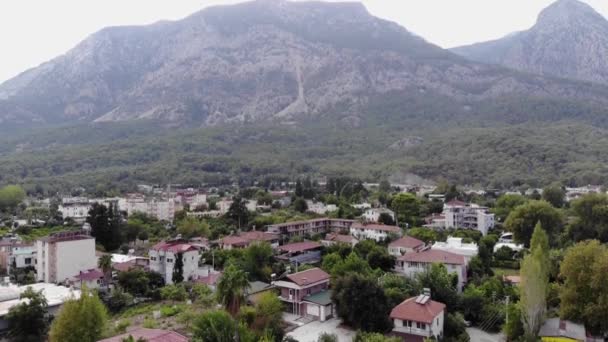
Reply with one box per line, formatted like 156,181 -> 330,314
216,264 -> 250,316
97,254 -> 113,286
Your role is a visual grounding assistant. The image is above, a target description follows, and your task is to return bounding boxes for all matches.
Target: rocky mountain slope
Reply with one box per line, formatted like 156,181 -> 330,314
452,0 -> 608,85
2,0 -> 608,127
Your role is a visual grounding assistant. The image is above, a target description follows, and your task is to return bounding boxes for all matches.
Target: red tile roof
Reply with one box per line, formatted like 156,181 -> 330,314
97,328 -> 188,342
445,200 -> 467,207
151,240 -> 198,253
389,236 -> 425,250
351,222 -> 401,233
398,250 -> 465,265
74,268 -> 104,281
286,268 -> 330,286
278,241 -> 322,253
390,297 -> 446,324
239,231 -> 280,242
220,236 -> 249,247
324,233 -> 357,244
196,272 -> 222,286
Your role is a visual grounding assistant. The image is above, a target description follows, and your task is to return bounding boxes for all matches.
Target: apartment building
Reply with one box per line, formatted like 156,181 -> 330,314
58,197 -> 92,223
36,231 -> 97,284
395,249 -> 467,291
266,218 -> 355,240
149,240 -> 200,284
349,222 -> 402,242
442,200 -> 495,236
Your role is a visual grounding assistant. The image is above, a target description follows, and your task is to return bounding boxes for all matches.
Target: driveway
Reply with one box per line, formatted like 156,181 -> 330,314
466,328 -> 505,342
286,318 -> 356,342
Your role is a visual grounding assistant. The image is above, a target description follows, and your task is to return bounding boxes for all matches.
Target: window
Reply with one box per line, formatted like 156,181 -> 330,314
167,258 -> 173,263
24,258 -> 31,265
416,322 -> 426,330
150,257 -> 156,261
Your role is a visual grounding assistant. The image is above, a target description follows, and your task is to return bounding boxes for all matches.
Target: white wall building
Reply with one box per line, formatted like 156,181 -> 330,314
362,208 -> 395,223
390,295 -> 445,340
396,250 -> 467,292
58,197 -> 92,223
349,223 -> 402,242
431,237 -> 478,263
124,196 -> 175,222
388,236 -> 425,256
7,244 -> 36,274
36,231 -> 97,284
149,240 -> 200,284
443,200 -> 495,236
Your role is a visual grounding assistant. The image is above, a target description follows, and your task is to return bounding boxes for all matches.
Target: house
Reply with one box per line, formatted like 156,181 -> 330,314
195,272 -> 222,291
58,197 -> 92,223
6,243 -> 36,274
395,250 -> 467,291
219,236 -> 250,250
431,237 -> 478,262
36,231 -> 97,284
306,201 -> 338,215
0,282 -> 80,331
267,218 -> 355,240
362,208 -> 396,223
97,328 -> 188,342
277,241 -> 323,265
388,236 -> 425,256
149,240 -> 200,284
441,200 -> 495,235
219,231 -> 281,250
423,214 -> 446,229
390,295 -> 445,341
274,268 -> 333,321
321,233 -> 359,247
72,268 -> 105,290
538,318 -> 586,342
350,222 -> 402,242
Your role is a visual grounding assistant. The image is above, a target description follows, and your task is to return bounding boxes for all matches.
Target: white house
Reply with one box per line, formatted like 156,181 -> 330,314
388,236 -> 425,256
395,249 -> 467,291
442,200 -> 495,235
362,208 -> 395,223
36,231 -> 97,284
306,201 -> 338,215
431,237 -> 478,262
7,244 -> 36,274
149,240 -> 200,284
58,197 -> 91,223
349,223 -> 401,242
390,295 -> 445,340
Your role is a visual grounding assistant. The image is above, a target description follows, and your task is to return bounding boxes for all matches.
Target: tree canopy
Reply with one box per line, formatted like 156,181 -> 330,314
49,287 -> 108,342
6,287 -> 51,342
504,200 -> 562,247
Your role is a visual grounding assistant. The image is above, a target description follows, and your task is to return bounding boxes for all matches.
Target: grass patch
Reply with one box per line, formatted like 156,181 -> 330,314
492,267 -> 520,276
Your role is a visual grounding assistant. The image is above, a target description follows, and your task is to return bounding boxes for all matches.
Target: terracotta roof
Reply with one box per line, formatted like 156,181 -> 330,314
113,260 -> 147,273
220,236 -> 249,247
390,297 -> 446,324
278,241 -> 322,253
239,231 -> 280,242
196,272 -> 222,286
74,268 -> 104,281
389,236 -> 425,249
398,250 -> 465,265
351,222 -> 401,233
324,233 -> 357,244
42,231 -> 92,243
151,240 -> 198,253
97,328 -> 188,342
286,268 -> 330,286
445,200 -> 467,207
504,275 -> 521,284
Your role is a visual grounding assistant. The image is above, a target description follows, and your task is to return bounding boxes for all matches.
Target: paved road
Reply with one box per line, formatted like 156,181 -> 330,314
466,328 -> 505,342
286,318 -> 356,342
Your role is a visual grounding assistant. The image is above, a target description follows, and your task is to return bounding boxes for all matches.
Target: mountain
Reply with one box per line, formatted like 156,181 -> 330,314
452,0 -> 608,85
2,0 -> 608,127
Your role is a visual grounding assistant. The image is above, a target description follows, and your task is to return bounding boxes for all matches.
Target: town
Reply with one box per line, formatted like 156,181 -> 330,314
0,179 -> 605,342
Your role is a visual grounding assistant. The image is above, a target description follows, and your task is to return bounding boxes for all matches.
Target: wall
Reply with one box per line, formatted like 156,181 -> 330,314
55,239 -> 96,283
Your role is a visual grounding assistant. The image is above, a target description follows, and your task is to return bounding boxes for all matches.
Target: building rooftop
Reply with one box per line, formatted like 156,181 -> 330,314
286,268 -> 330,286
41,231 -> 92,243
97,328 -> 188,342
390,296 -> 446,324
220,235 -> 249,247
0,283 -> 80,316
303,290 -> 332,306
324,233 -> 358,244
73,268 -> 104,282
389,236 -> 425,249
196,272 -> 222,286
239,231 -> 280,242
278,241 -> 322,254
539,318 -> 586,341
248,281 -> 275,295
151,240 -> 198,253
351,222 -> 401,233
398,249 -> 465,265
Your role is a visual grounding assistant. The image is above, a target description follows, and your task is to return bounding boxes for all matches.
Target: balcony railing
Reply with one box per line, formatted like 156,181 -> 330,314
392,326 -> 431,337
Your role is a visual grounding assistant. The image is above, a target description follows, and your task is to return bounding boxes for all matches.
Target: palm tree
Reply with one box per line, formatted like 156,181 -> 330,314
97,254 -> 113,287
216,264 -> 250,316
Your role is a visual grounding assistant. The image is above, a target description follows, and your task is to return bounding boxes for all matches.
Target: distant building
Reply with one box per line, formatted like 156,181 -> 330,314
71,268 -> 105,290
58,197 -> 91,223
267,218 -> 355,240
7,244 -> 36,274
431,237 -> 478,262
36,231 -> 97,284
565,185 -> 601,202
395,249 -> 467,291
321,233 -> 359,247
306,201 -> 338,215
277,241 -> 323,265
362,208 -> 396,223
388,236 -> 425,256
390,295 -> 445,341
441,200 -> 495,236
539,318 -> 586,342
149,240 -> 200,284
274,268 -> 333,322
349,222 -> 402,242
124,195 -> 175,222
219,231 -> 280,250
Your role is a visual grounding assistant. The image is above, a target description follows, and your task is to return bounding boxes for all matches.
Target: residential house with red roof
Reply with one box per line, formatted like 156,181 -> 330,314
321,233 -> 359,247
390,295 -> 446,341
350,222 -> 402,242
149,240 -> 200,284
219,231 -> 280,250
273,268 -> 333,322
396,250 -> 467,291
388,236 -> 425,256
71,268 -> 105,290
277,241 -> 323,265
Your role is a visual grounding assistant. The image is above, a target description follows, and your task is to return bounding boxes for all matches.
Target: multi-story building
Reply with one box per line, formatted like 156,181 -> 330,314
58,197 -> 92,223
390,295 -> 445,340
362,208 -> 395,223
442,200 -> 495,236
431,237 -> 478,262
274,268 -> 333,322
219,231 -> 281,250
124,195 -> 175,222
349,222 -> 402,242
321,233 -> 359,247
7,244 -> 36,274
388,236 -> 425,256
266,218 -> 355,240
149,240 -> 200,284
36,231 -> 97,284
395,249 -> 467,291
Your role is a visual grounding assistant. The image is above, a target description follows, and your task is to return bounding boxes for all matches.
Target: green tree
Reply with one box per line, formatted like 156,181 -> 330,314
504,200 -> 562,247
390,193 -> 422,226
318,333 -> 338,342
177,216 -> 210,239
406,227 -> 438,244
567,193 -> 608,243
49,287 -> 108,342
542,185 -> 565,208
97,254 -> 113,286
493,194 -> 527,222
243,242 -> 274,281
87,203 -> 123,251
161,284 -> 188,302
353,332 -> 401,342
293,198 -> 308,213
380,273 -> 418,308
172,253 -> 184,284
226,196 -> 249,229
217,264 -> 250,316
252,292 -> 284,339
191,284 -> 216,307
559,240 -> 608,335
503,303 -> 524,341
193,310 -> 237,342
0,185 -> 26,212
416,263 -> 459,310
332,274 -> 392,332
6,287 -> 51,342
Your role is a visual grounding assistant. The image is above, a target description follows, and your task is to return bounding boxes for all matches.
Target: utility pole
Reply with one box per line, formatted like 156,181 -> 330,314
505,295 -> 510,326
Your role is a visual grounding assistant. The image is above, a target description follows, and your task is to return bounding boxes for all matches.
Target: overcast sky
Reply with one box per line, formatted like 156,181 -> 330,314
1,0 -> 607,83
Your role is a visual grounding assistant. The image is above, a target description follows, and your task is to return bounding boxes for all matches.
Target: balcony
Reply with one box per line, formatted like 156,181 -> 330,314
392,326 -> 431,337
